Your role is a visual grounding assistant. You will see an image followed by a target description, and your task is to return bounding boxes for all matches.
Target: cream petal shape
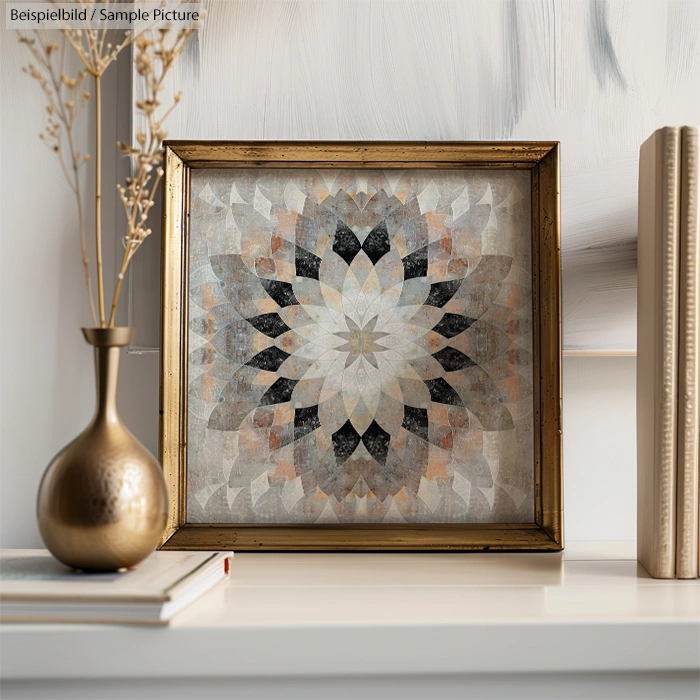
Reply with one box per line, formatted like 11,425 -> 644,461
293,322 -> 339,342
319,281 -> 345,316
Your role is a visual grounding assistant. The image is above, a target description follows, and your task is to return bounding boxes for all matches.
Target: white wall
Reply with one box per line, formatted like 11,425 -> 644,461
562,357 -> 637,541
1,2 -> 637,548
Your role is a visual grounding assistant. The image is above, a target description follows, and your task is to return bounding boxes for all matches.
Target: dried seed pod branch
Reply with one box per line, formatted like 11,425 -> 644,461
52,0 -> 134,326
108,26 -> 194,327
18,1 -> 199,329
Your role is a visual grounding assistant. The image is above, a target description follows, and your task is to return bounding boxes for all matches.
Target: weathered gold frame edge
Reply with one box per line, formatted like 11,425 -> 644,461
159,141 -> 562,552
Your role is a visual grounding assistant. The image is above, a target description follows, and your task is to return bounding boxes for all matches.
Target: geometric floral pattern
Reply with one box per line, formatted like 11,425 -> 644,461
187,168 -> 535,524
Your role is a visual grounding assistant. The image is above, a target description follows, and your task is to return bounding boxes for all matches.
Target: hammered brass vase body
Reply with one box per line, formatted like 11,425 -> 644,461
37,328 -> 168,571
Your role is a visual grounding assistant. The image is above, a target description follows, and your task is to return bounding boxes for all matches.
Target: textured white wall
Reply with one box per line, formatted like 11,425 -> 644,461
129,0 -> 700,352
0,0 -> 642,547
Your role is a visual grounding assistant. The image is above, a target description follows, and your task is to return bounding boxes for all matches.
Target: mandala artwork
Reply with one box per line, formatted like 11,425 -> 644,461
187,168 -> 535,524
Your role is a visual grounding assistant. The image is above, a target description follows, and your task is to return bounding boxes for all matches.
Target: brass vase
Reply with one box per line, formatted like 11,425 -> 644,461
37,328 -> 168,571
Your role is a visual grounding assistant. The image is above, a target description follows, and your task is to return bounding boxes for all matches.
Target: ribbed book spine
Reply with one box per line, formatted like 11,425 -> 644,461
637,127 -> 681,579
676,126 -> 699,579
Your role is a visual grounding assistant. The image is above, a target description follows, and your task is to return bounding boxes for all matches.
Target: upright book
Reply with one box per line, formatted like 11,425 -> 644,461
637,126 -> 681,579
0,550 -> 232,625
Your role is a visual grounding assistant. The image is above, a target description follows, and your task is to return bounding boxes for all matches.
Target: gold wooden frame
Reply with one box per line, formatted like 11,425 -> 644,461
159,141 -> 562,551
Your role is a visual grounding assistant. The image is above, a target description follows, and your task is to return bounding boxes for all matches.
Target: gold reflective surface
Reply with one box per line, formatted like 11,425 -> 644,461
37,328 -> 168,571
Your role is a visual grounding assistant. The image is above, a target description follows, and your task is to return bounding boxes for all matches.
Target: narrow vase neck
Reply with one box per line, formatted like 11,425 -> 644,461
93,346 -> 122,425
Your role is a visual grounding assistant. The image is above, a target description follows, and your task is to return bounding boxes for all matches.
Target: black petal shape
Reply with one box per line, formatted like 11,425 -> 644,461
361,420 -> 391,466
332,222 -> 362,265
246,346 -> 291,372
259,377 -> 298,406
260,279 -> 299,308
424,279 -> 464,307
362,222 -> 390,265
424,377 -> 464,406
246,313 -> 291,338
402,246 -> 428,280
332,420 -> 362,465
432,313 -> 476,338
432,347 -> 476,372
401,406 -> 428,441
295,246 -> 322,280
294,405 -> 321,441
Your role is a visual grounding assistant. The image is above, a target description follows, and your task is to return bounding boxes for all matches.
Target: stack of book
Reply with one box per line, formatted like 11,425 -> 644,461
637,126 -> 699,579
0,550 -> 232,624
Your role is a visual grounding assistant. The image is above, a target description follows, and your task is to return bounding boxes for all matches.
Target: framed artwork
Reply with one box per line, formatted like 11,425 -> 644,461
159,142 -> 562,551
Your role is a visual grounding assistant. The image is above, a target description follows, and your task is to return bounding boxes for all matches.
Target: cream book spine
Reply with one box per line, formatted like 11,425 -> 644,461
676,126 -> 700,579
637,127 -> 681,579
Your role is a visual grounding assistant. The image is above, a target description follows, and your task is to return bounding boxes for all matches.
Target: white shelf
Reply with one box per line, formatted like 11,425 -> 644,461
1,542 -> 698,699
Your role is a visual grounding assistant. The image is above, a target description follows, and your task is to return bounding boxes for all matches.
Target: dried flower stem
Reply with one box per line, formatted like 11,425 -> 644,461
94,72 -> 105,327
71,119 -> 97,327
